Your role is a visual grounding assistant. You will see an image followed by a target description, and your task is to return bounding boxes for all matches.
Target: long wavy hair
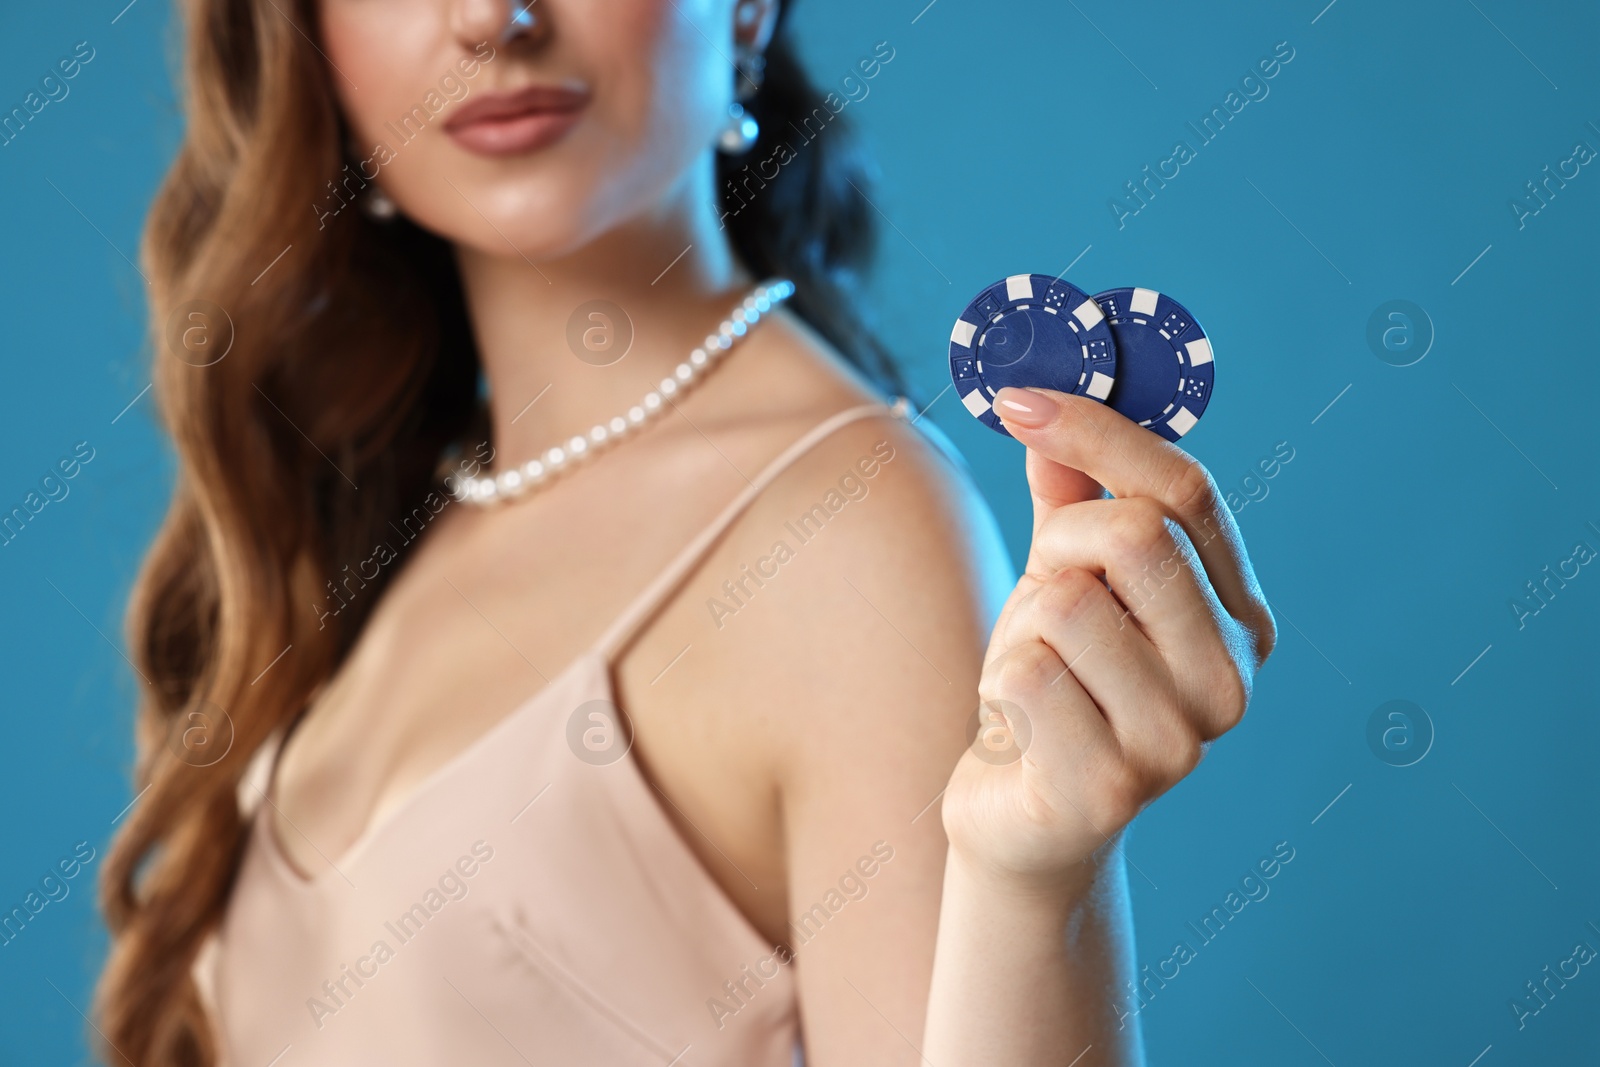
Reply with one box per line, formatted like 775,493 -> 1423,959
94,0 -> 904,1062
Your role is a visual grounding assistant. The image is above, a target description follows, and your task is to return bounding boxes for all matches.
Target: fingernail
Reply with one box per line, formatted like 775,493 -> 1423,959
994,387 -> 1056,429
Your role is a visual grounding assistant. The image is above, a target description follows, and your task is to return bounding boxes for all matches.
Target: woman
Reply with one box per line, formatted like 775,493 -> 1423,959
97,0 -> 1275,1063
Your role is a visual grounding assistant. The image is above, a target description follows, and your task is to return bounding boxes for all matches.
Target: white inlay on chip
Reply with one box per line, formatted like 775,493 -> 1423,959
1073,299 -> 1105,330
961,389 -> 992,417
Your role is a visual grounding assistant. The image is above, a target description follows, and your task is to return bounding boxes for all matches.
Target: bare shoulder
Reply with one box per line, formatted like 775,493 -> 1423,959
628,306 -> 1017,799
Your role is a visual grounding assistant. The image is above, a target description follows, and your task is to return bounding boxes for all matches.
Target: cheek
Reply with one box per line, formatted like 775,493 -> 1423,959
319,0 -> 448,148
591,0 -> 727,174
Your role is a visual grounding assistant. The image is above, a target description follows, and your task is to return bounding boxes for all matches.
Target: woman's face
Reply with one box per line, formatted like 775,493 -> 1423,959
316,0 -> 770,258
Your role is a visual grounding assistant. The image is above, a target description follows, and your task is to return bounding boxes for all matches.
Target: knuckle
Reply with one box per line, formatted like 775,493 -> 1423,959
1036,567 -> 1105,623
1201,660 -> 1251,737
1124,703 -> 1207,791
1223,668 -> 1251,726
1152,734 -> 1203,789
1175,726 -> 1206,779
1097,759 -> 1148,825
1254,602 -> 1280,661
1126,713 -> 1203,790
982,640 -> 1062,705
997,578 -> 1045,648
1152,704 -> 1205,781
1165,459 -> 1222,523
1110,497 -> 1177,562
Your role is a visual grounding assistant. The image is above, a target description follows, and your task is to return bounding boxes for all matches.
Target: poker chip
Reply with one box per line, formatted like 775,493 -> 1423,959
1092,287 -> 1214,441
948,274 -> 1118,438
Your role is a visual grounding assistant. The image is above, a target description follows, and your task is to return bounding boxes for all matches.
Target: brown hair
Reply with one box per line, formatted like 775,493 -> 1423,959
96,0 -> 902,1063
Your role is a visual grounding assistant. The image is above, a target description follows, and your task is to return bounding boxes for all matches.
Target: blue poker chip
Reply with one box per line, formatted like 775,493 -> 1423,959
1092,287 -> 1214,441
948,274 -> 1118,438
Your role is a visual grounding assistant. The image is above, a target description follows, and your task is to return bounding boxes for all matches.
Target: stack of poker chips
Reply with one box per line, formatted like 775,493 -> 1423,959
948,274 -> 1214,442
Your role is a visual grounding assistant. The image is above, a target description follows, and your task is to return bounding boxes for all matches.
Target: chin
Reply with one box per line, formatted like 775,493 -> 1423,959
406,165 -> 614,261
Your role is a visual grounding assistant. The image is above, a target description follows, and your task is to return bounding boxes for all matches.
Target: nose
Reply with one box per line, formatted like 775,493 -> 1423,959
501,0 -> 541,42
450,0 -> 550,51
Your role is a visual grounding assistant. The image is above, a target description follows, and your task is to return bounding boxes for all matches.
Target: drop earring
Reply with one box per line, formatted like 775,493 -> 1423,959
717,103 -> 759,155
363,185 -> 398,220
717,46 -> 765,155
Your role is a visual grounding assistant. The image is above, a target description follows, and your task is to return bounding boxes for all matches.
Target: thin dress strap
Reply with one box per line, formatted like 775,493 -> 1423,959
595,399 -> 908,662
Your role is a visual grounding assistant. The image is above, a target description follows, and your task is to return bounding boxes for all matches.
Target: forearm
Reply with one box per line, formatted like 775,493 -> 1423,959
922,845 -> 1144,1066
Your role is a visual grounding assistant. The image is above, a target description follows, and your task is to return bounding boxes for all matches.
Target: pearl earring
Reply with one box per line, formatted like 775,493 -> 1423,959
718,103 -> 759,155
717,47 -> 765,155
363,185 -> 398,220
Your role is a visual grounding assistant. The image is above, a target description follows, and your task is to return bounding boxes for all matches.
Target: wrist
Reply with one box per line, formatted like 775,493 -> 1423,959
927,842 -> 1139,1065
944,840 -> 1115,915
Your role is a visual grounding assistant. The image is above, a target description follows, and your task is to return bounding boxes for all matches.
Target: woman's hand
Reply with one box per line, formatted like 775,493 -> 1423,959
941,385 -> 1277,893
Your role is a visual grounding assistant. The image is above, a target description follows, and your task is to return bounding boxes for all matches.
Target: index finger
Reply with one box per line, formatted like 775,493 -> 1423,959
994,385 -> 1270,639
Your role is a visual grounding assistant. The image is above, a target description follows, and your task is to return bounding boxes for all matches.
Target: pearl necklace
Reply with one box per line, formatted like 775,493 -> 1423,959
447,278 -> 795,506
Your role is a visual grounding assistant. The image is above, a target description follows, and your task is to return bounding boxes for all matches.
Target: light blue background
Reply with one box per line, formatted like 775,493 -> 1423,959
2,1 -> 1597,1064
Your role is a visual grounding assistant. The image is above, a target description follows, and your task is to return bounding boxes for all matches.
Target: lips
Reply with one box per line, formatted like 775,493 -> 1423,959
444,83 -> 589,157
